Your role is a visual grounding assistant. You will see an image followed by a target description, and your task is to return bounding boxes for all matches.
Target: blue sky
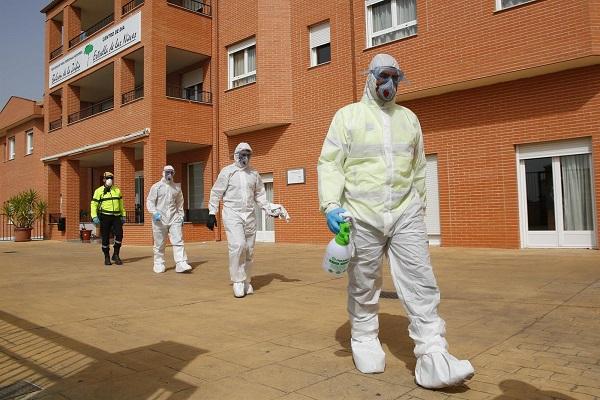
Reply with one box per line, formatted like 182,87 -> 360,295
0,0 -> 48,109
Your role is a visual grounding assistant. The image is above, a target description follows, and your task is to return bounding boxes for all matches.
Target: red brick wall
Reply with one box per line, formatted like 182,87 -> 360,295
405,65 -> 600,248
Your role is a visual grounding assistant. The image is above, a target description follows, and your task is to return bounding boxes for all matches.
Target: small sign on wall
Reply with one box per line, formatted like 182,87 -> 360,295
287,168 -> 305,185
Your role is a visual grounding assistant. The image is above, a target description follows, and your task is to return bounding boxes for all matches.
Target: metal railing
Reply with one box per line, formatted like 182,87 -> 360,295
0,214 -> 45,241
122,0 -> 144,15
166,85 -> 212,103
122,85 -> 144,105
167,0 -> 211,16
50,45 -> 63,60
69,13 -> 114,48
49,118 -> 62,131
68,97 -> 114,124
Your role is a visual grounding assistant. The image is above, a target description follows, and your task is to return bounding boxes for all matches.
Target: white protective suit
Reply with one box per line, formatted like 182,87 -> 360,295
146,166 -> 191,273
317,54 -> 474,388
209,143 -> 289,297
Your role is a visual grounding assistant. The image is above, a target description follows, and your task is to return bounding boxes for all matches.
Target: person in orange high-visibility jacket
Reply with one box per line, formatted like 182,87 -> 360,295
91,171 -> 126,266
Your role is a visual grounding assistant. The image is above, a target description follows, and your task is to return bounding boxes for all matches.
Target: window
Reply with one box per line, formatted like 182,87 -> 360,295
310,22 -> 331,67
182,67 -> 204,101
187,162 -> 204,209
366,0 -> 417,47
8,137 -> 15,160
228,38 -> 256,89
496,0 -> 535,10
26,130 -> 33,155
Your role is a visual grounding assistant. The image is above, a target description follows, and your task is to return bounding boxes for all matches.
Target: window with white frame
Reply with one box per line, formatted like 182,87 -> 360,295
26,130 -> 33,155
187,162 -> 204,209
366,0 -> 417,47
496,0 -> 535,10
310,22 -> 331,67
228,38 -> 256,89
8,137 -> 15,160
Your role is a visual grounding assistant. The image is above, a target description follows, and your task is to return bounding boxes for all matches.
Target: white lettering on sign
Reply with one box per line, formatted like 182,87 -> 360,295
49,11 -> 141,88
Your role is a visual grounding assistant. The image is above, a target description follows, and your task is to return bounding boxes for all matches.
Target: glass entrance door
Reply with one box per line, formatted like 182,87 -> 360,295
255,175 -> 274,242
520,153 -> 595,248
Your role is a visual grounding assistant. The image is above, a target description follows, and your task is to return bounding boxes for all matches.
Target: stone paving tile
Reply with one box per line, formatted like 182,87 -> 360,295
297,372 -> 412,400
241,363 -> 327,393
209,341 -> 308,369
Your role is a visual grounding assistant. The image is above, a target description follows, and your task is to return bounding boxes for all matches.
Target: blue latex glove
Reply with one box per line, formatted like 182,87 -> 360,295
121,217 -> 126,224
92,217 -> 100,225
326,208 -> 347,234
153,212 -> 161,222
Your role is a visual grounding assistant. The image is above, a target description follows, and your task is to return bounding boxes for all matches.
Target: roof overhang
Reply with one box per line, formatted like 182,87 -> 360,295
41,128 -> 150,163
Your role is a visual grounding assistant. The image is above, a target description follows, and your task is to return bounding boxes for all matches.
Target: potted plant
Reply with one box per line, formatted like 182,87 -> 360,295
2,189 -> 47,242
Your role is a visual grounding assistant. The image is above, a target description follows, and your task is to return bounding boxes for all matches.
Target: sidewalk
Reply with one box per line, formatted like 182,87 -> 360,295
1,240 -> 600,399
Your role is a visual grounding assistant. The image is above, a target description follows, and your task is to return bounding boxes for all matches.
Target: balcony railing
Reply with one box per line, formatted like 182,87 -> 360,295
122,85 -> 144,105
50,45 -> 63,60
49,118 -> 62,131
166,85 -> 212,103
68,97 -> 114,124
122,0 -> 144,15
69,13 -> 114,48
167,0 -> 211,16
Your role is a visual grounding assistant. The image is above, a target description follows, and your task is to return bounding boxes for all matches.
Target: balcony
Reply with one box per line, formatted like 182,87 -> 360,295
122,0 -> 144,15
167,0 -> 211,17
122,85 -> 144,105
68,97 -> 114,124
49,118 -> 63,131
166,85 -> 211,103
67,63 -> 114,124
50,45 -> 63,60
69,13 -> 114,48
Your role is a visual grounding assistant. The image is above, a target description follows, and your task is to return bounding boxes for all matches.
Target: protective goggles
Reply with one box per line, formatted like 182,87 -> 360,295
103,175 -> 114,180
237,150 -> 252,158
371,67 -> 404,85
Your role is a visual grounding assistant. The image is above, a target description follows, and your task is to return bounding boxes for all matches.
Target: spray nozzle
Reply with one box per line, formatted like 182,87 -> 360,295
335,222 -> 351,246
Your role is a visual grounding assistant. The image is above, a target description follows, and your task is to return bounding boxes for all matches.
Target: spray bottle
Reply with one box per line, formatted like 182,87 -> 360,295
322,219 -> 352,276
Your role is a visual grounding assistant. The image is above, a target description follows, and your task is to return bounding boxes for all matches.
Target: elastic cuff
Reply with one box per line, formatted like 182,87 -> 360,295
324,203 -> 341,214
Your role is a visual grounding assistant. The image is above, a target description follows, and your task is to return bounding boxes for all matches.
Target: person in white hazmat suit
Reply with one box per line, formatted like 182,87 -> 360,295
208,142 -> 290,298
146,165 -> 192,274
317,54 -> 474,389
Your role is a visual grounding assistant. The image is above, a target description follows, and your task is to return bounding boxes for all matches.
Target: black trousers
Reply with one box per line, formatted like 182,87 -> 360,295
100,214 -> 123,255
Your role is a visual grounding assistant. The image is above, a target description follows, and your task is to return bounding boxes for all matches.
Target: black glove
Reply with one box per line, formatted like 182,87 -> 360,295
207,214 -> 217,231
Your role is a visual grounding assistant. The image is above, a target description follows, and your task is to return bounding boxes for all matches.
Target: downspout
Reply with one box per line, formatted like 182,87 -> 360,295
349,0 -> 358,102
212,0 -> 221,241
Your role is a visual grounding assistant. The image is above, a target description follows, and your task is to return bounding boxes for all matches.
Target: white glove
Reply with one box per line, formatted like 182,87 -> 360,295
267,203 -> 290,222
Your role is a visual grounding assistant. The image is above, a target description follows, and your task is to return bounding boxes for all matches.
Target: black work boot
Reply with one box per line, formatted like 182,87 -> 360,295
111,253 -> 123,265
103,248 -> 112,266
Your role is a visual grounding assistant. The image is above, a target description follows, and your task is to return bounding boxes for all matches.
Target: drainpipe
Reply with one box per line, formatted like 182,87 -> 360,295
212,0 -> 221,241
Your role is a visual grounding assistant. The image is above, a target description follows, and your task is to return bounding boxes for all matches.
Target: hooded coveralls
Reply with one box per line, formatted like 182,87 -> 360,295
146,172 -> 189,271
317,54 -> 474,388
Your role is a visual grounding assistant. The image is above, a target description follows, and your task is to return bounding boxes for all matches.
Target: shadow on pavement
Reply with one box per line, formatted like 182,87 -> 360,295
121,255 -> 153,264
0,310 -> 207,399
251,273 -> 301,291
491,379 -> 577,399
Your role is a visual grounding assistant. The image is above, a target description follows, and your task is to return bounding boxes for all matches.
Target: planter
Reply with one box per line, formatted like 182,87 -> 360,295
14,227 -> 32,242
81,229 -> 92,242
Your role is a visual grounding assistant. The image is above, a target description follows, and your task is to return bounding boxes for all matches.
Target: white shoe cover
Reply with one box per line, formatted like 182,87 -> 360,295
233,282 -> 245,298
153,264 -> 166,274
175,262 -> 192,273
415,352 -> 474,389
245,282 -> 254,295
351,337 -> 386,373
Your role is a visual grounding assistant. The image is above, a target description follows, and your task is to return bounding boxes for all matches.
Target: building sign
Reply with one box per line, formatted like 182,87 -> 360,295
287,168 -> 305,185
48,11 -> 141,88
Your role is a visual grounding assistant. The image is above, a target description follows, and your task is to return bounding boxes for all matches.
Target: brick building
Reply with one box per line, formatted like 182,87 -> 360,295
1,0 -> 598,248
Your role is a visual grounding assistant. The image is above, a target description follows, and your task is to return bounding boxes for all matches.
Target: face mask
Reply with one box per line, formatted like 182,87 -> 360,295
165,171 -> 174,181
105,178 -> 113,187
376,78 -> 397,102
237,152 -> 251,168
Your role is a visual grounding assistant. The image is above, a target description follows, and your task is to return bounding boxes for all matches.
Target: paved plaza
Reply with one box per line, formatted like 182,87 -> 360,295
1,240 -> 600,399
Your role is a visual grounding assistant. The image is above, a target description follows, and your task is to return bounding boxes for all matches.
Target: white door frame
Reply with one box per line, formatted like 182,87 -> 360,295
517,138 -> 597,248
256,173 -> 274,242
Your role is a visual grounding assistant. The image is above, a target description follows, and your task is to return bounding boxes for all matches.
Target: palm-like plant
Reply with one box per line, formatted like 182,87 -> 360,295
2,189 -> 47,229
